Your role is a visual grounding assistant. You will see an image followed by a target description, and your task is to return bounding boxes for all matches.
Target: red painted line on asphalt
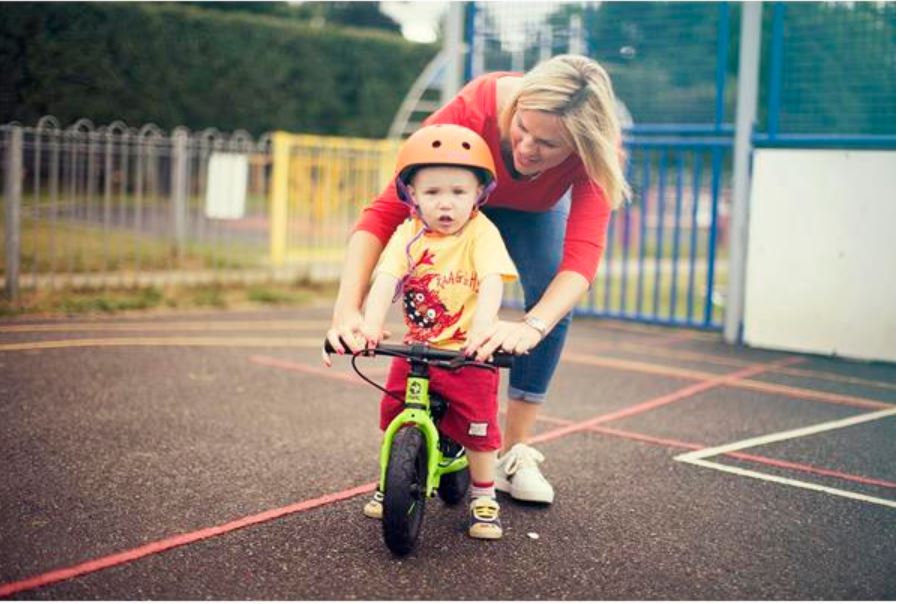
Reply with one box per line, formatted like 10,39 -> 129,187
528,356 -> 803,446
0,481 -> 378,598
730,379 -> 892,410
250,354 -> 389,384
0,355 -> 806,597
249,354 -> 362,385
587,425 -> 896,489
587,424 -> 705,450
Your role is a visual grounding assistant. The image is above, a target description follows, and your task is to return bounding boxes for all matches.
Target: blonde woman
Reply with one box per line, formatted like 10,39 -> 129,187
325,54 -> 629,505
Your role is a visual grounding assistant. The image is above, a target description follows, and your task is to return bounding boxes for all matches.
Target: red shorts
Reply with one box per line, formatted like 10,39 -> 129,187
379,357 -> 501,452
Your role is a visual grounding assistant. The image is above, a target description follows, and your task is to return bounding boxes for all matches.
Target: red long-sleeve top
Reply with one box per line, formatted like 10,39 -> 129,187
354,71 -> 612,282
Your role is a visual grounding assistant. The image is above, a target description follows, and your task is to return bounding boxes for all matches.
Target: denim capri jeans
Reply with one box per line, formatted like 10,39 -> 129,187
482,191 -> 574,404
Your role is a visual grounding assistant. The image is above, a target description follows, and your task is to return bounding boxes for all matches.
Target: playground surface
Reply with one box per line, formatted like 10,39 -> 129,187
0,305 -> 894,599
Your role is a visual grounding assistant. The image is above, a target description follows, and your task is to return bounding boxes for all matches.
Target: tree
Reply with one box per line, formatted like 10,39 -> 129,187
183,1 -> 402,35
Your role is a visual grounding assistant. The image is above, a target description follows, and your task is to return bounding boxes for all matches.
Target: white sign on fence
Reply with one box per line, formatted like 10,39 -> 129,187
205,152 -> 248,219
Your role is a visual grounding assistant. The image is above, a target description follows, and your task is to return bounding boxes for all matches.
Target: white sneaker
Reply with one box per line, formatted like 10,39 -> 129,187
495,444 -> 555,504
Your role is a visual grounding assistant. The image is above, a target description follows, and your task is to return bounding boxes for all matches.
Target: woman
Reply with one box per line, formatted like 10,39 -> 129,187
324,54 -> 629,504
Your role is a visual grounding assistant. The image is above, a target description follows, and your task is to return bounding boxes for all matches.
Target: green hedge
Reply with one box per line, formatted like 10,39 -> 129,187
0,3 -> 437,136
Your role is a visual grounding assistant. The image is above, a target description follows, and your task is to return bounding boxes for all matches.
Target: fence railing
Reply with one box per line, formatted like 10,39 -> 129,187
1,118 -> 279,296
3,117 -> 730,330
503,133 -> 731,330
268,132 -> 400,281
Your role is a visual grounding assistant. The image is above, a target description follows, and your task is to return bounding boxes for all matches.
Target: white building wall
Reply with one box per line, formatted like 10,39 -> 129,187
743,149 -> 896,362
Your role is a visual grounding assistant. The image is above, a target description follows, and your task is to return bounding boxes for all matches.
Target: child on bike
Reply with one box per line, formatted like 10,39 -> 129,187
327,124 -> 518,540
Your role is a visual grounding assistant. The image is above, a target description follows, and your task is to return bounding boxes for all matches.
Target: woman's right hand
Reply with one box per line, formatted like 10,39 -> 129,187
321,230 -> 389,367
322,307 -> 366,367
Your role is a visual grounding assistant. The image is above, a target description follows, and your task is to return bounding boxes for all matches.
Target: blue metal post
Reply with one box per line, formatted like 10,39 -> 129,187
768,3 -> 786,142
704,148 -> 723,326
715,2 -> 731,132
669,150 -> 685,321
652,150 -> 667,318
464,2 -> 476,82
603,207 -> 617,313
687,152 -> 703,323
619,155 -> 636,313
636,150 -> 651,318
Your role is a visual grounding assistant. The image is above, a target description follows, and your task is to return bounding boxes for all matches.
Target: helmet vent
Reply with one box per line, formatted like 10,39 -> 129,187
431,140 -> 442,148
461,142 -> 471,150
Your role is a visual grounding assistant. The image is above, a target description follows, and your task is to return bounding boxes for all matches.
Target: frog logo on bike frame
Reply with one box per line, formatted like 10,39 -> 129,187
405,377 -> 429,408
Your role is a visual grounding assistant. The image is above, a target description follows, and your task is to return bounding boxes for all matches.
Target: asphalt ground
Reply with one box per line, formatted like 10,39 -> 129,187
0,305 -> 894,600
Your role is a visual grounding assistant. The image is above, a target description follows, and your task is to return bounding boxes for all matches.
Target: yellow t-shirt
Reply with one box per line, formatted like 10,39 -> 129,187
376,213 -> 519,350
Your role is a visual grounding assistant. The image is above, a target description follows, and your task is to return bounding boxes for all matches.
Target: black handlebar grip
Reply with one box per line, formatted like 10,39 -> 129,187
489,352 -> 515,369
323,338 -> 515,369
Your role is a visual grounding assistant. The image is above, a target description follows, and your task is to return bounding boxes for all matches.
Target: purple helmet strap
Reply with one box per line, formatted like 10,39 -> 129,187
394,224 -> 428,303
477,180 -> 497,207
396,177 -> 434,230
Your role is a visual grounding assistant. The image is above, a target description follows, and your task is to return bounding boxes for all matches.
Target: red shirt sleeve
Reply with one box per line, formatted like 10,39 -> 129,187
559,178 -> 612,283
352,182 -> 409,246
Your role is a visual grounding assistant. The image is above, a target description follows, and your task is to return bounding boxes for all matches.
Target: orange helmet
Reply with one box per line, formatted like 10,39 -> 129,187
395,124 -> 497,203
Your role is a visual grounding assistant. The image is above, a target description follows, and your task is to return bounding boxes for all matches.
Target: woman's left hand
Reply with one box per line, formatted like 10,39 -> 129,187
464,319 -> 543,362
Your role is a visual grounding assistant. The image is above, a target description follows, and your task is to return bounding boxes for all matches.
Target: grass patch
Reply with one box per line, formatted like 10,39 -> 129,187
2,217 -> 265,273
0,280 -> 338,318
58,287 -> 165,314
246,285 -> 311,305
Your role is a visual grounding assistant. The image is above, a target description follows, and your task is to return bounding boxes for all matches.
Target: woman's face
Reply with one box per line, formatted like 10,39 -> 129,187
508,109 -> 573,176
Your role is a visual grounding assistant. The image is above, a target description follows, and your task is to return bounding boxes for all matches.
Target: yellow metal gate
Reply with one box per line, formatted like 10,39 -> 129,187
269,132 -> 401,275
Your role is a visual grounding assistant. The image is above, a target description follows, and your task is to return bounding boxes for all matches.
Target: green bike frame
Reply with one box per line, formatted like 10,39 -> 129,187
378,372 -> 468,498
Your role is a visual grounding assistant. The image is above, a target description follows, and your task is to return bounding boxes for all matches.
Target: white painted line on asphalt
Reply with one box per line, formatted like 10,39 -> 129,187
675,408 -> 896,462
675,408 -> 896,508
682,458 -> 896,509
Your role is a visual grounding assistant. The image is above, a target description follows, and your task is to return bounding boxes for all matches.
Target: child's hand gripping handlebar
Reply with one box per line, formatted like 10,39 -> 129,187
322,340 -> 515,369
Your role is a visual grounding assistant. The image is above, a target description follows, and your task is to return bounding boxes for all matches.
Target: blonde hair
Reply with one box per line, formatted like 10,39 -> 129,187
499,54 -> 631,209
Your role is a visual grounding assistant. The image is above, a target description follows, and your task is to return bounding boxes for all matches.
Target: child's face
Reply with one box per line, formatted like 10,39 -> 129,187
408,166 -> 483,236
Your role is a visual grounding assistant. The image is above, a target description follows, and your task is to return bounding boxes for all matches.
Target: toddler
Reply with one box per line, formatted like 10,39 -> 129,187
343,124 -> 518,539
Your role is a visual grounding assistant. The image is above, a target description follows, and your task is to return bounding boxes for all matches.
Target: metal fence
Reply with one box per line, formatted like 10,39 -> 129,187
1,118 -> 408,299
758,1 -> 896,146
268,132 -> 400,281
1,118 -> 280,296
577,138 -> 730,329
470,2 -> 733,329
468,0 -> 895,330
3,114 -> 731,329
3,1 -> 893,329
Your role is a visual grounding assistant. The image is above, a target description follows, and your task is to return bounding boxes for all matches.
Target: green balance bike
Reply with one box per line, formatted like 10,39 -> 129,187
324,340 -> 514,556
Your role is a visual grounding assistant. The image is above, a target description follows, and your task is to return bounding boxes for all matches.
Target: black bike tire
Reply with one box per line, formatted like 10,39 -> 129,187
382,426 -> 428,556
437,466 -> 470,506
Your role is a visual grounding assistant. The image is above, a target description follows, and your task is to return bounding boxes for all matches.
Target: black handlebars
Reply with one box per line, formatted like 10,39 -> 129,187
323,339 -> 515,369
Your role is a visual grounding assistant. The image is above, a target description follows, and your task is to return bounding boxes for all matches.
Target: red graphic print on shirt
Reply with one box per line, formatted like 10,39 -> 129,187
401,249 -> 466,344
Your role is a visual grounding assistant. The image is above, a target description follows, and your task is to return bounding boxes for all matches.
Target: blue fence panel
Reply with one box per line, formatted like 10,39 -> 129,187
579,138 -> 730,329
471,1 -> 733,329
757,2 -> 895,148
470,1 -> 893,328
502,136 -> 731,330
